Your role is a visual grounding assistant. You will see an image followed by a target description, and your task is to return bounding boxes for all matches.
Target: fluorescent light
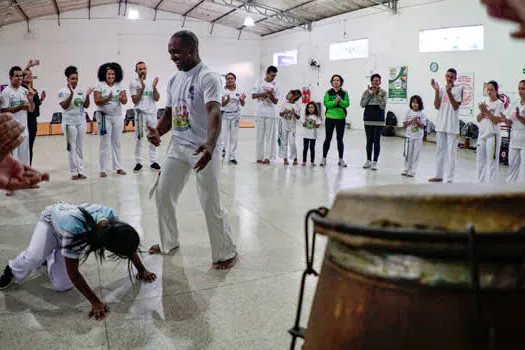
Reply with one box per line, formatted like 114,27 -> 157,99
244,17 -> 255,27
127,8 -> 139,20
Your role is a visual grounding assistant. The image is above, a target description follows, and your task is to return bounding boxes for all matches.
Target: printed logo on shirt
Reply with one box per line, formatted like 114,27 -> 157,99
188,86 -> 195,101
262,86 -> 274,105
143,90 -> 153,96
306,118 -> 315,129
73,97 -> 83,107
284,109 -> 294,121
172,102 -> 190,131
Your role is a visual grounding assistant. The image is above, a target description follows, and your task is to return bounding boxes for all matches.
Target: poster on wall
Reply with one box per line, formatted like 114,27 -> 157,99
388,66 -> 408,103
458,73 -> 474,116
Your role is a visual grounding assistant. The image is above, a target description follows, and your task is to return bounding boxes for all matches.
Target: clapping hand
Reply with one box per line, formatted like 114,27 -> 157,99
431,79 -> 440,91
40,90 -> 46,102
147,126 -> 161,147
86,87 -> 94,96
153,77 -> 159,88
240,93 -> 246,103
478,102 -> 488,114
335,95 -> 341,103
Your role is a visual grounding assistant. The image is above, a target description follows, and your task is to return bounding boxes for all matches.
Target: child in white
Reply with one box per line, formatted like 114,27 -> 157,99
221,73 -> 246,164
476,81 -> 505,183
302,102 -> 322,166
278,90 -> 302,165
93,63 -> 128,177
58,66 -> 93,180
130,62 -> 160,172
402,95 -> 427,177
252,66 -> 279,164
505,80 -> 525,182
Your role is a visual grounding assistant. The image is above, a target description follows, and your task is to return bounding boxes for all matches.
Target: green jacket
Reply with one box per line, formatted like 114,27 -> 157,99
323,89 -> 350,120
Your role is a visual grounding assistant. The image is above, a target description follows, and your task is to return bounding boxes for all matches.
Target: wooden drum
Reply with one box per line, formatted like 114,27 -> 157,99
301,184 -> 525,350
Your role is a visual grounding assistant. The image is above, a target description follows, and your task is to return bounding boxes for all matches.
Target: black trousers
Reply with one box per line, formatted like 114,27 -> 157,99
364,125 -> 383,162
323,118 -> 345,159
28,119 -> 38,166
303,138 -> 316,163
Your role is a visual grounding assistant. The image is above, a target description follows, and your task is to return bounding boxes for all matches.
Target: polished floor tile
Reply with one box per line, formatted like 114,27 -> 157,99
0,127 -> 505,349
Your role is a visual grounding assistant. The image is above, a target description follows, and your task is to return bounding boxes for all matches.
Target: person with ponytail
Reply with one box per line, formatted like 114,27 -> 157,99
476,80 -> 505,182
0,201 -> 156,320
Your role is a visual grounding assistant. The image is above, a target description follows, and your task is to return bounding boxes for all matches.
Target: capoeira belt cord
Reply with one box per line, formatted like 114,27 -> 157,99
493,135 -> 497,160
66,125 -> 71,152
403,137 -> 409,159
278,119 -> 284,147
98,111 -> 107,136
135,109 -> 144,140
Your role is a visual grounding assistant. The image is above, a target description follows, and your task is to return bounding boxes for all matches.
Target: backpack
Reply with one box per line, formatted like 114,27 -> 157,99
385,111 -> 397,126
459,120 -> 468,136
466,122 -> 479,139
382,125 -> 396,137
425,120 -> 435,134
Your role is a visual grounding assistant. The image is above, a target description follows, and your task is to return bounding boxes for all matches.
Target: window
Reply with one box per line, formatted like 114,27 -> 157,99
329,39 -> 369,61
273,50 -> 298,67
419,25 -> 484,53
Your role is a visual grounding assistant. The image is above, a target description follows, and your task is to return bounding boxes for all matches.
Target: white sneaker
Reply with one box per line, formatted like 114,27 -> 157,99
320,158 -> 327,167
338,159 -> 347,168
371,161 -> 378,170
362,160 -> 371,169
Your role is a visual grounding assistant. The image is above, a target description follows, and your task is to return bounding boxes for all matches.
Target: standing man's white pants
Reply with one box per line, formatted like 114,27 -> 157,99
278,121 -> 297,160
12,129 -> 30,166
435,131 -> 458,182
221,116 -> 240,161
476,134 -> 501,183
404,138 -> 422,176
255,117 -> 277,161
63,123 -> 86,175
9,221 -> 73,292
99,114 -> 123,172
507,147 -> 525,182
135,111 -> 157,165
155,143 -> 237,263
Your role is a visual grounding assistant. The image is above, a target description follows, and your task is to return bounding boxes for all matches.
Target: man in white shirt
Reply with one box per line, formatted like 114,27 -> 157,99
428,68 -> 463,183
130,61 -> 161,172
252,66 -> 279,164
0,66 -> 35,166
147,30 -> 238,270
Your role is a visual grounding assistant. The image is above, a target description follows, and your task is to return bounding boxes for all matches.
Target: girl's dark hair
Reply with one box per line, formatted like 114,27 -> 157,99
331,74 -> 344,87
409,95 -> 424,111
487,80 -> 501,101
65,66 -> 78,78
289,89 -> 302,103
305,101 -> 319,116
226,72 -> 236,80
97,62 -> 124,83
371,74 -> 381,82
520,80 -> 525,85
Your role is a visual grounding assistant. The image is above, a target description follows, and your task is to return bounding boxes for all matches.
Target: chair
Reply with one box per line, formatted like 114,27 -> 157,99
123,109 -> 136,132
49,112 -> 62,136
157,108 -> 165,120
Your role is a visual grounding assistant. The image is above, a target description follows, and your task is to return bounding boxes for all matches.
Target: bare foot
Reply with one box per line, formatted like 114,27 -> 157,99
213,253 -> 238,270
6,191 -> 14,197
116,169 -> 127,175
78,174 -> 87,180
72,175 -> 79,180
30,184 -> 40,189
293,160 -> 298,166
256,160 -> 263,164
284,159 -> 289,165
311,163 -> 316,167
100,172 -> 107,178
262,159 -> 270,164
148,244 -> 179,255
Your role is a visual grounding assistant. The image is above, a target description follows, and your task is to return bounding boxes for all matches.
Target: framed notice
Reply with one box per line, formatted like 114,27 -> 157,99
388,66 -> 408,103
458,73 -> 474,116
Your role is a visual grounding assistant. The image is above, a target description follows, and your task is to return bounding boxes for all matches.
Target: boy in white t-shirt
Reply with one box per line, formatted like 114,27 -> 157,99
402,95 -> 427,177
130,61 -> 161,172
251,66 -> 280,164
505,80 -> 525,182
0,66 -> 35,166
429,68 -> 463,183
221,72 -> 246,165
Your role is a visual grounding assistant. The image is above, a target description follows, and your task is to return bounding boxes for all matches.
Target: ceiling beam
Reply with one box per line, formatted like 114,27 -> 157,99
183,0 -> 205,17
368,0 -> 398,14
153,0 -> 165,21
12,0 -> 30,32
52,0 -> 61,26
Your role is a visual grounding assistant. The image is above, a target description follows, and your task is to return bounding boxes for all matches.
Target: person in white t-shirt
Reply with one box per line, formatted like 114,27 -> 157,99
93,62 -> 128,178
0,66 -> 35,166
221,72 -> 246,165
428,68 -> 464,183
278,89 -> 302,165
58,66 -> 93,180
401,95 -> 427,177
504,80 -> 525,182
301,102 -> 322,166
475,81 -> 505,183
147,30 -> 238,270
252,66 -> 280,164
130,61 -> 161,173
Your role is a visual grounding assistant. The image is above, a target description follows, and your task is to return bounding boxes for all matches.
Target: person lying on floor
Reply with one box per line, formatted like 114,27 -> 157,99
0,201 -> 156,320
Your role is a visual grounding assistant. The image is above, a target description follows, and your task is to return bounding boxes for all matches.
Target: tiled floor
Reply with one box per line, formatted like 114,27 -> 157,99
0,127 -> 508,349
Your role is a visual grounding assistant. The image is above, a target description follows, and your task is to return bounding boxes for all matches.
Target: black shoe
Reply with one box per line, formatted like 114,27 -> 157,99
228,159 -> 238,165
222,149 -> 226,160
133,164 -> 143,173
150,162 -> 161,171
0,265 -> 14,290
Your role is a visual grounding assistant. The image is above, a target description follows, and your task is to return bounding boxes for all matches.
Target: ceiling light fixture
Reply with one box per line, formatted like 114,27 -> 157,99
243,17 -> 255,27
127,8 -> 139,20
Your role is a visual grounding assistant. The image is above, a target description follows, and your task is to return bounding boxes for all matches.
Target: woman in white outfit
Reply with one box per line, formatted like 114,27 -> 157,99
221,72 -> 246,165
476,80 -> 505,183
59,66 -> 93,180
94,63 -> 128,178
505,80 -> 525,182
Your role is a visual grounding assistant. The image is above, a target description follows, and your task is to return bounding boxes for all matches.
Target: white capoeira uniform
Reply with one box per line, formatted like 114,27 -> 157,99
155,62 -> 237,264
507,100 -> 525,182
403,110 -> 427,177
130,77 -> 158,166
0,85 -> 30,165
278,101 -> 300,160
8,202 -> 117,292
94,82 -> 125,173
221,88 -> 244,161
58,86 -> 87,176
252,79 -> 279,161
433,84 -> 464,182
476,99 -> 504,183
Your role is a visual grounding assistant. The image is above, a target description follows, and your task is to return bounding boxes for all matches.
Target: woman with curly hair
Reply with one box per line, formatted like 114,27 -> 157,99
94,62 -> 128,177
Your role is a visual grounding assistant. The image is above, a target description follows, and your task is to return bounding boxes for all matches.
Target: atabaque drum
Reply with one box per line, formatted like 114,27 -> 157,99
303,183 -> 525,350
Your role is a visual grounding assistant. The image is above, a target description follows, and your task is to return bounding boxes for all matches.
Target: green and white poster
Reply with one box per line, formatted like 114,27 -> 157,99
388,66 -> 408,103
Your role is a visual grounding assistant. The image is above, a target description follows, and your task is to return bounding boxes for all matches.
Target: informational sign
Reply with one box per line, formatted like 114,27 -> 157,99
388,66 -> 408,103
329,39 -> 369,61
458,73 -> 474,116
273,50 -> 298,67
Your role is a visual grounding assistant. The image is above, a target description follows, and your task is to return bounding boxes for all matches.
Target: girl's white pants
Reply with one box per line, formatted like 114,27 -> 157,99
278,120 -> 297,160
476,133 -> 501,183
403,138 -> 422,176
63,123 -> 86,175
98,113 -> 123,172
507,147 -> 525,183
221,116 -> 240,161
9,221 -> 73,292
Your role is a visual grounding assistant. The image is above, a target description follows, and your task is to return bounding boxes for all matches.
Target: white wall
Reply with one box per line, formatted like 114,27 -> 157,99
0,4 -> 261,122
260,0 -> 525,129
